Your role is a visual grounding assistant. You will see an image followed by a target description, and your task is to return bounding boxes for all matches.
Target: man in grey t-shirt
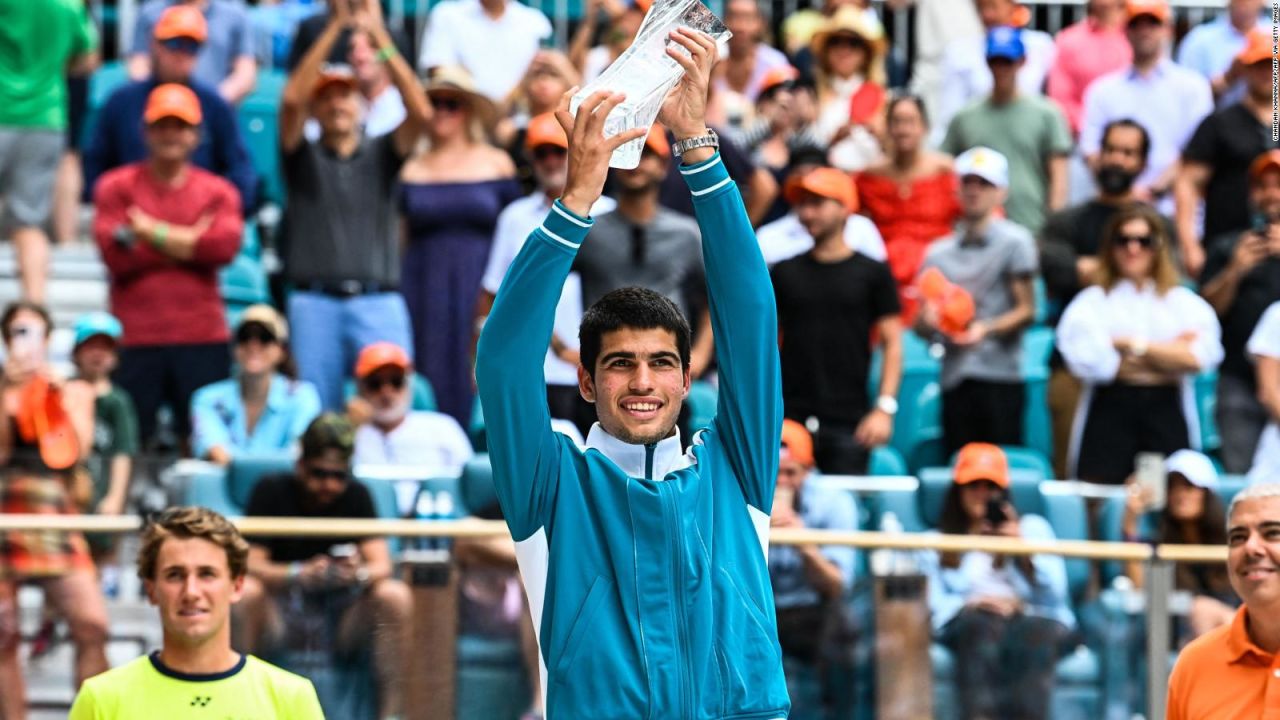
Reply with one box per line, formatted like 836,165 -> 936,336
575,127 -> 715,380
916,147 -> 1038,455
278,0 -> 433,410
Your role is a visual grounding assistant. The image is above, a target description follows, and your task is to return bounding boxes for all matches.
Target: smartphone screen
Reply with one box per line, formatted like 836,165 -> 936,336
1134,452 -> 1166,512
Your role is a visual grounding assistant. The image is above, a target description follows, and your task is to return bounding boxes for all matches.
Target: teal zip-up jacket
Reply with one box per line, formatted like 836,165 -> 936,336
475,153 -> 789,720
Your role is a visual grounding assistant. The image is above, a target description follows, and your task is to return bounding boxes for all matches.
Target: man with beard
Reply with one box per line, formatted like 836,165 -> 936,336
1200,152 -> 1280,473
1176,31 -> 1280,278
349,341 -> 473,475
1039,118 -> 1174,476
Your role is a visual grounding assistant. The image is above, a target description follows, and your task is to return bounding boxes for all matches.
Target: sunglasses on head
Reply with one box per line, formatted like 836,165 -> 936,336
235,324 -> 276,345
1117,233 -> 1156,250
160,37 -> 202,55
307,465 -> 349,482
362,373 -> 406,392
533,145 -> 567,161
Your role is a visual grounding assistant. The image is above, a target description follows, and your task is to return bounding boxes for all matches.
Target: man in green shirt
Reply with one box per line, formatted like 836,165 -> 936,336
941,26 -> 1072,234
69,507 -> 325,719
0,0 -> 98,302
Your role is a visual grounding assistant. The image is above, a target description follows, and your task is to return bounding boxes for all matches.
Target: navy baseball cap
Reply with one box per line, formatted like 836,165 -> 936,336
986,26 -> 1026,61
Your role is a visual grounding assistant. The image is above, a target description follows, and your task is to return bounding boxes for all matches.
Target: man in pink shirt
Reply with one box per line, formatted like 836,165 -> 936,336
1047,0 -> 1131,137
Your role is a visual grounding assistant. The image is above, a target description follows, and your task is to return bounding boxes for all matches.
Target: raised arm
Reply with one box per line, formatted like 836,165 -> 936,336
280,2 -> 350,153
659,29 -> 782,511
475,91 -> 645,540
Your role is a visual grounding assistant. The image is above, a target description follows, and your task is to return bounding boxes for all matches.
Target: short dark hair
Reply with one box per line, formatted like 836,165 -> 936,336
300,412 -> 355,461
579,287 -> 692,378
1101,118 -> 1151,163
0,301 -> 52,343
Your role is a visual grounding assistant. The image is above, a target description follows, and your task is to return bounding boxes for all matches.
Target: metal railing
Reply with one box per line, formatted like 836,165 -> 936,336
0,511 -> 1227,719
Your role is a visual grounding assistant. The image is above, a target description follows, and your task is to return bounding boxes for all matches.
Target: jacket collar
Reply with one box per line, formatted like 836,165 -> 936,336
585,423 -> 690,480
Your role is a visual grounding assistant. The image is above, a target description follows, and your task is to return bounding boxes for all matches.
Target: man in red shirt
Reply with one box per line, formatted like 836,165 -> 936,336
92,83 -> 242,449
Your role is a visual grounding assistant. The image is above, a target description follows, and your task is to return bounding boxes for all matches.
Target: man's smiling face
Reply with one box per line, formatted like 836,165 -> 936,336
579,326 -> 690,445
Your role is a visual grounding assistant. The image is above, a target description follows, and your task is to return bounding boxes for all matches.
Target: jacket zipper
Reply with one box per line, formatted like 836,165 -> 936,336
653,444 -> 695,717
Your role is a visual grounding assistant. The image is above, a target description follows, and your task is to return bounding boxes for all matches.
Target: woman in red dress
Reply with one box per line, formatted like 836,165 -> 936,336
856,94 -> 961,321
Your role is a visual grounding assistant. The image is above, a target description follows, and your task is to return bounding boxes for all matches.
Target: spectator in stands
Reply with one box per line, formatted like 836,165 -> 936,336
941,26 -> 1072,234
83,5 -> 258,213
1045,0 -> 1131,137
1201,151 -> 1280,474
303,24 -> 407,143
0,0 -> 97,303
417,0 -> 552,102
1176,0 -> 1268,105
0,302 -> 108,720
1057,203 -> 1223,484
349,342 -> 474,474
1164,482 -> 1280,719
1040,119 -> 1175,476
1121,449 -> 1237,643
924,442 -> 1075,720
93,84 -> 243,449
127,0 -> 257,105
69,312 -> 138,553
1176,32 -> 1279,278
570,0 -> 642,84
716,0 -> 792,122
769,419 -> 859,717
238,413 -> 412,719
857,93 -> 961,320
916,147 -> 1038,455
496,50 -> 579,193
69,507 -> 324,719
476,113 -> 615,435
734,67 -> 823,218
400,67 -> 519,427
932,0 -> 1056,147
756,147 -> 888,266
278,0 -> 432,411
809,7 -> 887,172
772,168 -> 902,473
1247,302 -> 1280,483
1080,0 -> 1213,233
190,305 -> 321,466
582,127 -> 714,381
895,0 -> 982,127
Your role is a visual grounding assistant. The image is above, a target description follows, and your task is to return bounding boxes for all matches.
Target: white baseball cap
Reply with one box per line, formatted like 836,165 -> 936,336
1165,449 -> 1218,490
955,146 -> 1010,190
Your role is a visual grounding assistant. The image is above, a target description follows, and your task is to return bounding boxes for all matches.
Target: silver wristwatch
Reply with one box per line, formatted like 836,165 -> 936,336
672,128 -> 719,158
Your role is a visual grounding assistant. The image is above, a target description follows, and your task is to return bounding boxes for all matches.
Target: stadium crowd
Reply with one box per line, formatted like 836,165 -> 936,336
0,0 -> 1279,718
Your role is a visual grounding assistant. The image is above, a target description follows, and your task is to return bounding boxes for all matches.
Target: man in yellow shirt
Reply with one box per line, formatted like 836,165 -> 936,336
69,506 -> 324,719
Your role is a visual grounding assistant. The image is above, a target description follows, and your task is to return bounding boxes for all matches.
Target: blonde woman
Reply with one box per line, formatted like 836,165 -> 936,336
810,6 -> 887,171
1057,203 -> 1223,483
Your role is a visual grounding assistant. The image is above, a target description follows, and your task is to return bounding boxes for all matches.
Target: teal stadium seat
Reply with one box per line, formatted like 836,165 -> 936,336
237,69 -> 287,205
182,450 -> 296,516
221,226 -> 271,328
81,61 -> 129,148
868,445 -> 908,476
1022,327 -> 1055,461
1195,370 -> 1221,454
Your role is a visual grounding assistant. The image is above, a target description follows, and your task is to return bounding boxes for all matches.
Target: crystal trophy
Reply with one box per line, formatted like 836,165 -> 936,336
570,0 -> 731,169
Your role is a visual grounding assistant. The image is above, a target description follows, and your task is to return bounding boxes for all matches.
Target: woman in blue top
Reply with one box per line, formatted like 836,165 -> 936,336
190,305 -> 321,465
924,442 -> 1076,720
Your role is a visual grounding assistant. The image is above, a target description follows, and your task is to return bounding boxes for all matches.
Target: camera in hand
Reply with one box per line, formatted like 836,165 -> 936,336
985,496 -> 1008,526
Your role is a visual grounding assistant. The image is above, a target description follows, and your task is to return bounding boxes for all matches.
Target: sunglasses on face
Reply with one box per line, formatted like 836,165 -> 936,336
1117,234 -> 1156,250
160,37 -> 202,55
431,96 -> 466,114
533,145 -> 567,161
235,325 -> 276,346
826,35 -> 866,51
307,465 -> 350,482
362,373 -> 406,392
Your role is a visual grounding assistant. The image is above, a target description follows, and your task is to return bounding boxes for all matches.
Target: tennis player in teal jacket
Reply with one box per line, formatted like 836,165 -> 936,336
475,28 -> 788,720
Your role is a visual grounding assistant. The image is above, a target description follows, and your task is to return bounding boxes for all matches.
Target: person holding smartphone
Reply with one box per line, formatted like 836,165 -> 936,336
923,443 -> 1076,720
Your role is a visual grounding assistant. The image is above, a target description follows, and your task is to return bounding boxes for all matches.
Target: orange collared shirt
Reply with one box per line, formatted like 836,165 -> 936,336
1166,606 -> 1280,720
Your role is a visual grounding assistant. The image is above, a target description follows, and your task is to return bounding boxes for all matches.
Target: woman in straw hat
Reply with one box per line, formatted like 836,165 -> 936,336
400,66 -> 520,427
810,5 -> 888,172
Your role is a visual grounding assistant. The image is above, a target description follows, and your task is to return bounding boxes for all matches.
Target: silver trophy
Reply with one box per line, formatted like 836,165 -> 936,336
570,0 -> 731,169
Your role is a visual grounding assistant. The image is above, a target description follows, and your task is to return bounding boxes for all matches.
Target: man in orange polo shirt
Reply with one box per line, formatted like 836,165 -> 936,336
1166,482 -> 1280,719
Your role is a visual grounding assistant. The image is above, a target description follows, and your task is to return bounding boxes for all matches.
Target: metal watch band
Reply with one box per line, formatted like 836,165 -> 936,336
672,128 -> 720,158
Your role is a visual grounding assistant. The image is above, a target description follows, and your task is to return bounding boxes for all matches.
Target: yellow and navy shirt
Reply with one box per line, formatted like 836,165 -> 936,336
69,652 -> 324,719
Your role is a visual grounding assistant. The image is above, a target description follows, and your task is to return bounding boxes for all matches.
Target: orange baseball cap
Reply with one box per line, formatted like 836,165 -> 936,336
633,0 -> 652,12
644,124 -> 671,159
784,167 -> 858,212
780,419 -> 814,468
1126,0 -> 1169,23
525,112 -> 568,151
954,443 -> 1010,489
144,83 -> 202,125
1250,149 -> 1280,184
758,65 -> 801,97
355,342 -> 411,379
154,5 -> 208,43
1237,30 -> 1273,66
313,63 -> 358,98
